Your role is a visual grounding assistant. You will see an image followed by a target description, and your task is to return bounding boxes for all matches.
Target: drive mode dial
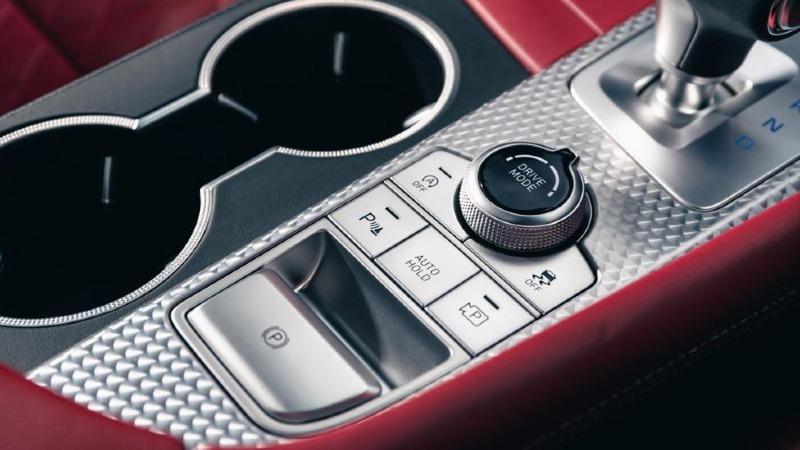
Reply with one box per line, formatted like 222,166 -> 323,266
457,142 -> 592,255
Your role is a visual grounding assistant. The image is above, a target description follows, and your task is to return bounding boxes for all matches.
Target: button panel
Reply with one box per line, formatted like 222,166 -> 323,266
187,269 -> 381,423
376,227 -> 478,306
467,241 -> 595,312
427,274 -> 533,354
327,150 -> 595,355
331,184 -> 427,257
391,151 -> 470,239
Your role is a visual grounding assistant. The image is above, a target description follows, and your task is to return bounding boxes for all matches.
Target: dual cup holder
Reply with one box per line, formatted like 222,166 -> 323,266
0,0 -> 457,325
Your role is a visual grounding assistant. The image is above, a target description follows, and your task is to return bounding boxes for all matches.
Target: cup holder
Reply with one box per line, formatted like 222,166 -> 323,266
0,1 -> 456,325
0,102 -> 262,324
204,0 -> 457,154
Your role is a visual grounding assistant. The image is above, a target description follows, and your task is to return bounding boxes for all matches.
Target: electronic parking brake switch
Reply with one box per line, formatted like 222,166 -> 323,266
187,269 -> 380,424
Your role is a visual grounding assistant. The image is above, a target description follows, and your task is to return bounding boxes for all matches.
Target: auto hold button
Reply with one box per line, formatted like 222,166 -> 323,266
376,227 -> 478,306
187,269 -> 380,423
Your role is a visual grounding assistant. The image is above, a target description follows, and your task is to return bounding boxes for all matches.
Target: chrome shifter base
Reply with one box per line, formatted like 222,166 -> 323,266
572,29 -> 800,210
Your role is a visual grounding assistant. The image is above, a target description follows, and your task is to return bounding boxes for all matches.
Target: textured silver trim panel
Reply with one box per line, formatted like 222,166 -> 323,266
28,8 -> 800,447
169,220 -> 466,437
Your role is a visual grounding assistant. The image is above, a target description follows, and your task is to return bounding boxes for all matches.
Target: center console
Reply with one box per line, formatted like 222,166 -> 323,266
5,0 -> 800,448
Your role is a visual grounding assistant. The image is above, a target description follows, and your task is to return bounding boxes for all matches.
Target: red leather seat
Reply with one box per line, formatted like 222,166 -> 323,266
0,0 -> 235,115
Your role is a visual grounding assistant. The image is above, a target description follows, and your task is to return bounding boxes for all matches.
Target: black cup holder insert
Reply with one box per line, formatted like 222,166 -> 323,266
208,1 -> 455,153
0,99 -> 262,322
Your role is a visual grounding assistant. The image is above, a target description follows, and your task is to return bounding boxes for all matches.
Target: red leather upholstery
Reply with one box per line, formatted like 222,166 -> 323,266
15,0 -> 236,72
562,0 -> 654,32
464,0 -> 652,72
0,364 -> 184,450
0,1 -> 78,115
0,0 -> 235,116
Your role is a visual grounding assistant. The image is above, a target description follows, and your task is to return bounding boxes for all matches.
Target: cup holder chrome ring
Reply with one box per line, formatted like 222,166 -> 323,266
198,0 -> 459,157
0,116 -> 214,327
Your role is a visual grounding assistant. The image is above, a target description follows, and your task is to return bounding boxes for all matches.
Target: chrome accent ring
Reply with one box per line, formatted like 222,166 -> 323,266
458,142 -> 590,253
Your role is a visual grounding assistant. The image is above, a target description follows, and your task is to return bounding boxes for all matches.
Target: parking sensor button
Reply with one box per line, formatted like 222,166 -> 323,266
331,184 -> 427,257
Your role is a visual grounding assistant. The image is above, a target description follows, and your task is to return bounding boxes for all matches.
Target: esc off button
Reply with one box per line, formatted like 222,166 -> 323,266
467,241 -> 596,313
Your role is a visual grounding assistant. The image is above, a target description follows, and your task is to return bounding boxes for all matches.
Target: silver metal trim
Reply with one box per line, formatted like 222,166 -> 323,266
0,115 -> 137,147
197,0 -> 459,158
571,29 -> 800,210
170,219 -> 468,437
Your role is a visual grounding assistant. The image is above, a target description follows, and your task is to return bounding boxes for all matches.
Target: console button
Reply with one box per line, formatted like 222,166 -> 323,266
391,150 -> 470,239
467,241 -> 595,312
376,228 -> 478,306
331,184 -> 427,257
427,273 -> 533,355
187,270 -> 380,423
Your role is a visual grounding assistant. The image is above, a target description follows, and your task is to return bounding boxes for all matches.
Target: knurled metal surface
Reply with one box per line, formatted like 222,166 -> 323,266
458,188 -> 590,252
28,7 -> 800,448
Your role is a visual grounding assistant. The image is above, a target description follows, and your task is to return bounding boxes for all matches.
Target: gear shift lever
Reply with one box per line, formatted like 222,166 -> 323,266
572,0 -> 800,210
649,0 -> 800,121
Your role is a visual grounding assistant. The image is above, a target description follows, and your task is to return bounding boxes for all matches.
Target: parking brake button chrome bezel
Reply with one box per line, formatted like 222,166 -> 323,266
186,269 -> 380,423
